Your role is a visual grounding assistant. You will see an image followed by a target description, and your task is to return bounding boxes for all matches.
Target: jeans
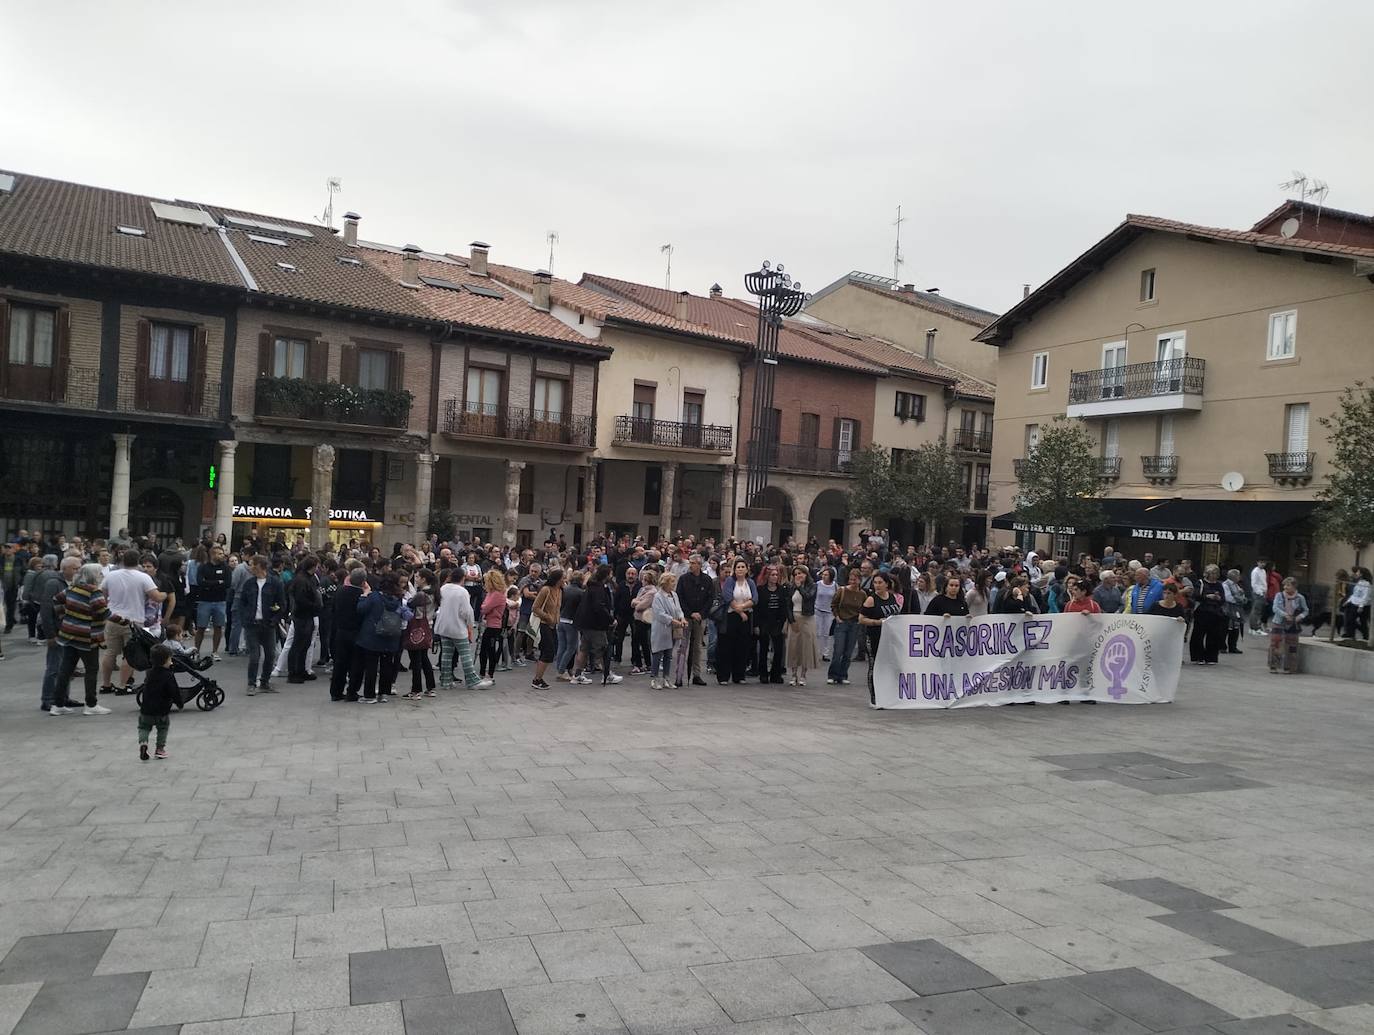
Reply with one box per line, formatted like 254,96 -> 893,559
1249,593 -> 1268,631
651,648 -> 674,679
555,622 -> 578,674
226,602 -> 242,653
756,631 -> 785,682
58,644 -> 99,707
827,619 -> 859,682
816,611 -> 833,658
409,648 -> 434,692
479,627 -> 503,678
243,622 -> 277,687
41,640 -> 65,708
138,713 -> 170,749
630,621 -> 650,669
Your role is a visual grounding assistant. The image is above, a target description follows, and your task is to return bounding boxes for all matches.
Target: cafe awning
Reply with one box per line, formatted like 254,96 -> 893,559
992,498 -> 1317,545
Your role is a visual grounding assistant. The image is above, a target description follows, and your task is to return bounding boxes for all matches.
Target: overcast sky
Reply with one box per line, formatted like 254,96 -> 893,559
3,1 -> 1371,314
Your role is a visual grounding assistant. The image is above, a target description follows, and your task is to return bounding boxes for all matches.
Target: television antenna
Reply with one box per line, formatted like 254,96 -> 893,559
892,204 -> 906,282
546,231 -> 559,276
317,176 -> 342,230
1278,171 -> 1330,226
660,243 -> 673,289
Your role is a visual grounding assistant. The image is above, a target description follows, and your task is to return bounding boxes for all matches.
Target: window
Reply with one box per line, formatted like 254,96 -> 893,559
466,367 -> 502,413
1158,414 -> 1175,457
1054,532 -> 1072,559
798,412 -> 818,447
632,382 -> 655,422
1025,424 -> 1040,452
149,323 -> 191,382
959,409 -> 976,433
974,464 -> 990,509
644,465 -> 662,515
979,411 -> 993,438
1155,331 -> 1186,393
683,390 -> 704,425
1103,419 -> 1120,458
894,391 -> 926,421
518,464 -> 534,514
1101,341 -> 1127,399
1030,352 -> 1048,389
273,336 -> 308,379
837,418 -> 856,462
961,463 -> 973,507
1285,402 -> 1310,454
7,304 -> 55,368
1267,311 -> 1296,360
1140,268 -> 1156,302
532,376 -> 565,422
356,348 -> 390,390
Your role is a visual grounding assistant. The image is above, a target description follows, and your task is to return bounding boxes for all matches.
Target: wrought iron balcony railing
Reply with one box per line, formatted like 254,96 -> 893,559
1141,455 -> 1179,482
745,441 -> 855,476
443,400 -> 595,448
1095,456 -> 1122,480
955,429 -> 993,453
255,376 -> 409,429
1267,451 -> 1315,484
1068,356 -> 1206,405
613,416 -> 732,451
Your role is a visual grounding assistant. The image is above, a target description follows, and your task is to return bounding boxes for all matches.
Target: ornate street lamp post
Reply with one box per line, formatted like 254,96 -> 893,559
743,261 -> 808,510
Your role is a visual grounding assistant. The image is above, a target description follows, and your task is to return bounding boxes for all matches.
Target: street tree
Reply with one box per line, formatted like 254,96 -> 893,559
1317,381 -> 1374,567
1013,416 -> 1108,542
845,445 -> 900,528
900,438 -> 968,545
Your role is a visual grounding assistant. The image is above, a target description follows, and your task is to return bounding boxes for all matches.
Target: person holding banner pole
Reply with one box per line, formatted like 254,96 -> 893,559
826,569 -> 866,686
1064,579 -> 1101,613
859,571 -> 903,705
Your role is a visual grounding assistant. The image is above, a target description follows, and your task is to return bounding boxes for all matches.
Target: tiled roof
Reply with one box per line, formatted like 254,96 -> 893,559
978,212 -> 1374,345
362,249 -> 608,350
1250,199 -> 1374,232
488,264 -> 748,347
0,170 -> 244,287
848,279 -> 1000,327
579,274 -> 888,373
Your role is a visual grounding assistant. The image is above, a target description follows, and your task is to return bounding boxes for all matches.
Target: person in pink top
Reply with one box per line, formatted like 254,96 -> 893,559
478,569 -> 507,682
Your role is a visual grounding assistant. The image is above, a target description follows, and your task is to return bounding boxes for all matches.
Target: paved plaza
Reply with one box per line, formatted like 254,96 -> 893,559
1,640 -> 1373,1035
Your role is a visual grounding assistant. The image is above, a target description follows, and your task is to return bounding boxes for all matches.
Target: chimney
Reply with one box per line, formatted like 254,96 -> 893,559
901,283 -> 915,293
925,287 -> 940,295
469,241 -> 489,277
532,269 -> 551,311
342,211 -> 360,247
924,327 -> 937,361
400,243 -> 421,286
674,290 -> 689,321
1022,283 -> 1031,299
709,283 -> 722,299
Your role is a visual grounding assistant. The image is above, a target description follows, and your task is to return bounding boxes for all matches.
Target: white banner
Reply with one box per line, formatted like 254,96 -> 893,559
871,613 -> 1184,708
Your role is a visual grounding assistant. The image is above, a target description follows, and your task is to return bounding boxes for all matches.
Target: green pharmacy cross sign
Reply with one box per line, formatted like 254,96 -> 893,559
208,464 -> 217,490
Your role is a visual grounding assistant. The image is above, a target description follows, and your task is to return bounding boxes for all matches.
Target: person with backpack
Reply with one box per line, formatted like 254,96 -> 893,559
356,573 -> 412,702
402,590 -> 436,699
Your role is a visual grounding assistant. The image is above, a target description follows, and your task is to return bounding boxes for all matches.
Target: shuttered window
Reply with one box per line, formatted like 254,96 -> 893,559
1103,419 -> 1120,458
533,376 -> 565,421
357,348 -> 390,390
1158,415 -> 1175,456
1285,402 -> 1309,453
7,305 -> 54,367
466,367 -> 501,412
150,323 -> 191,382
273,336 -> 309,378
632,382 -> 655,422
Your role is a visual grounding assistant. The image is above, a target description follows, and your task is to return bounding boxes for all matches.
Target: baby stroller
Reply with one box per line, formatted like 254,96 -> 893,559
126,624 -> 226,711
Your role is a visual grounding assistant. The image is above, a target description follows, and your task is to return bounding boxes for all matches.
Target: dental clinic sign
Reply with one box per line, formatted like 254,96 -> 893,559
872,613 -> 1183,708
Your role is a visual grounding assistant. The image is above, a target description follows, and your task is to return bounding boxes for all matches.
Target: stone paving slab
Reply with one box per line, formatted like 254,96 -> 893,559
3,641 -> 1374,1034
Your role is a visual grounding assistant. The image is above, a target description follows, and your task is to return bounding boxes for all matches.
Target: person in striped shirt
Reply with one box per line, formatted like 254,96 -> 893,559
52,563 -> 112,716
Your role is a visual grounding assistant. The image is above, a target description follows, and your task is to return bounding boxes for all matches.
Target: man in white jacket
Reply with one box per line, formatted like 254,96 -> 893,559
1249,560 -> 1269,635
433,569 -> 485,690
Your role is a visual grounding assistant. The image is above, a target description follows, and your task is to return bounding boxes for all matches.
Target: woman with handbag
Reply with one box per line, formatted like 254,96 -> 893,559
631,568 -> 658,676
1268,577 -> 1308,674
402,591 -> 436,699
356,573 -> 412,702
649,572 -> 687,690
530,569 -> 563,690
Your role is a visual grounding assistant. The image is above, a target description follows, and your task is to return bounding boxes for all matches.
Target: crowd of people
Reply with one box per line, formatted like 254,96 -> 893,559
3,525 -> 1371,730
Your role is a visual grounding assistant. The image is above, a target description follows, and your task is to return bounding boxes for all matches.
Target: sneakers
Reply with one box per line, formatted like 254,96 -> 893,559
260,683 -> 278,694
423,689 -> 437,698
403,691 -> 424,700
140,744 -> 149,761
555,673 -> 573,682
573,674 -> 592,685
154,747 -> 168,759
246,684 -> 257,696
48,706 -> 67,716
649,677 -> 662,690
691,677 -> 707,686
360,696 -> 377,704
476,678 -> 495,689
605,673 -> 623,684
531,678 -> 550,689
83,704 -> 112,716
211,653 -> 222,662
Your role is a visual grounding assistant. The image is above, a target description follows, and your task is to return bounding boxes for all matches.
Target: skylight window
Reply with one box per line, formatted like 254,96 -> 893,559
149,201 -> 217,228
336,256 -> 362,267
420,275 -> 463,291
275,262 -> 298,273
222,214 -> 313,238
116,225 -> 146,237
464,283 -> 503,299
0,173 -> 15,194
247,233 -> 288,247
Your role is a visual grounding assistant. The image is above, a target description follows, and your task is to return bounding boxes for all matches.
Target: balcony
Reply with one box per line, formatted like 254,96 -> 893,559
1095,456 -> 1122,480
442,400 -> 595,450
955,428 -> 993,454
1141,454 -> 1178,484
1267,451 -> 1315,486
613,416 -> 733,453
745,441 -> 855,476
1066,356 -> 1205,419
255,377 -> 411,431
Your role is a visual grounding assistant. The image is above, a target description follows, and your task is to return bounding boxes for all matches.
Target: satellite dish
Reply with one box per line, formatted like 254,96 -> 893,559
1279,217 -> 1300,239
1221,471 -> 1245,492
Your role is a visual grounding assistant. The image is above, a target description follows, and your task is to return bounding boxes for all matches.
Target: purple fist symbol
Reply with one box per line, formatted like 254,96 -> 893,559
1099,634 -> 1136,700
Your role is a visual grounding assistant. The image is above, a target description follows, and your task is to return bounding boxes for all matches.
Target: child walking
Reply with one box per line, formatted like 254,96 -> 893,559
139,643 -> 177,760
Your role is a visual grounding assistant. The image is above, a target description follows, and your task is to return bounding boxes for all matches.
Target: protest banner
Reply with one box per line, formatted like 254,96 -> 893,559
871,613 -> 1183,709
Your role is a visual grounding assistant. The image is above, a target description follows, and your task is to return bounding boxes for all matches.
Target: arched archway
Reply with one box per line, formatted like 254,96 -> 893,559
747,485 -> 795,544
808,489 -> 849,547
130,486 -> 185,541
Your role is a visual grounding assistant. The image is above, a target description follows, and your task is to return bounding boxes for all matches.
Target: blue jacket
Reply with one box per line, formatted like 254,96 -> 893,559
236,574 -> 286,625
356,592 -> 412,653
1125,577 -> 1164,614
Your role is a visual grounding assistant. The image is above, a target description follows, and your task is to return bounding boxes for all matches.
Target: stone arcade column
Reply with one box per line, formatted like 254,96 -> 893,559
310,444 -> 335,548
212,440 -> 237,546
109,433 -> 135,540
659,462 -> 679,539
502,460 -> 525,547
581,461 -> 597,548
719,465 -> 734,539
413,452 -> 437,541
790,517 -> 810,549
